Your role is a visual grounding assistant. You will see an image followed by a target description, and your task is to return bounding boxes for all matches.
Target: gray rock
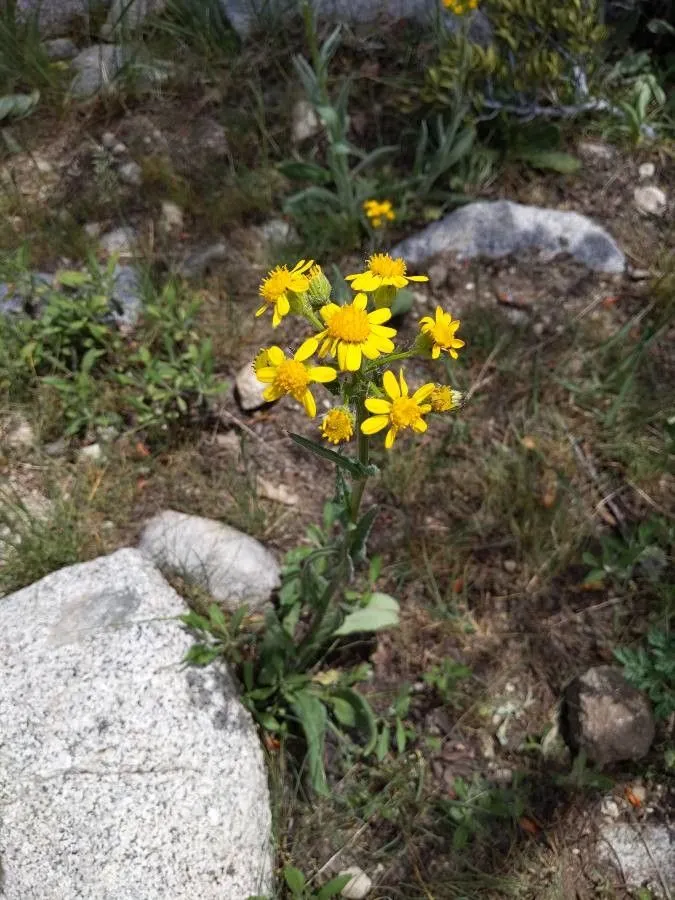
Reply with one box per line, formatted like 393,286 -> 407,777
392,200 -> 626,275
0,549 -> 272,899
159,200 -> 184,233
177,240 -> 230,279
235,360 -> 269,412
562,666 -> 655,765
118,160 -> 143,187
292,99 -> 321,144
102,0 -> 167,38
112,141 -> 128,155
190,117 -> 229,159
101,131 -> 117,149
99,226 -> 138,257
578,141 -> 615,162
3,416 -> 36,449
598,822 -> 674,898
256,218 -> 298,246
340,866 -> 373,899
77,442 -> 104,462
638,162 -> 655,180
110,264 -> 143,328
69,44 -> 130,99
138,510 -> 280,611
43,37 -> 79,60
634,185 -> 667,216
13,0 -> 111,37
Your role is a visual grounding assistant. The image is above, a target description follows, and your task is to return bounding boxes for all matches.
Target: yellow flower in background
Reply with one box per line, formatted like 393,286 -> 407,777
430,385 -> 463,412
254,342 -> 336,417
346,253 -> 429,292
443,0 -> 478,13
320,407 -> 355,444
419,306 -> 465,359
363,199 -> 396,229
312,292 -> 397,372
256,259 -> 313,327
362,369 -> 434,449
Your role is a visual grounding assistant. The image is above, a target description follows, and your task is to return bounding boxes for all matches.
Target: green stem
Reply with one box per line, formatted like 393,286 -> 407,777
364,348 -> 416,375
350,395 -> 369,524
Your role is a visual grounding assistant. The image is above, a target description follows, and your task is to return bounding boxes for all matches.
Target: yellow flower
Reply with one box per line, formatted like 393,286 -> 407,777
320,407 -> 355,444
256,259 -> 313,327
430,385 -> 463,412
312,292 -> 397,372
419,306 -> 465,359
443,0 -> 478,13
363,199 -> 396,229
346,253 -> 429,293
362,369 -> 434,449
254,342 -> 336,417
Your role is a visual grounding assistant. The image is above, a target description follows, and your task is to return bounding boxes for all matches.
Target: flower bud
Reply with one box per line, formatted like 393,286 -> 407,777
306,264 -> 332,306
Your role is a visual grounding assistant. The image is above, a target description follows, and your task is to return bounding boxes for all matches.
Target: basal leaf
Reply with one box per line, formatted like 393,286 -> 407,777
333,593 -> 400,636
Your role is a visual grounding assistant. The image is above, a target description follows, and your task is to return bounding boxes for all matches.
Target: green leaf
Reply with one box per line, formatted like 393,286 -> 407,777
54,270 -> 92,288
317,874 -> 352,899
278,161 -> 331,183
330,696 -> 357,727
330,687 -> 378,754
256,712 -> 282,732
390,288 -> 414,318
333,593 -> 400,636
289,432 -> 366,477
517,151 -> 581,174
183,644 -> 221,666
349,506 -> 378,563
291,691 -> 329,795
283,866 -> 306,896
583,569 -> 606,585
375,724 -> 390,761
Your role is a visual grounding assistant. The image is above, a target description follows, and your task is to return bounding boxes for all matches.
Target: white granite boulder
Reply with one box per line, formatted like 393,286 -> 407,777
392,200 -> 626,274
0,548 -> 272,899
138,510 -> 280,610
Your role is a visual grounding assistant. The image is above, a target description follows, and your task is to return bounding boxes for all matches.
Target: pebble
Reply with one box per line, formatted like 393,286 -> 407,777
638,162 -> 655,180
118,161 -> 143,187
101,131 -> 116,150
99,227 -> 137,257
84,222 -> 102,239
634,185 -> 667,216
5,419 -> 35,449
112,143 -> 128,156
235,361 -> 269,413
600,797 -> 621,820
78,443 -> 104,462
578,141 -> 615,161
43,38 -> 79,61
339,866 -> 372,899
159,201 -> 184,233
533,322 -> 545,336
503,559 -> 517,574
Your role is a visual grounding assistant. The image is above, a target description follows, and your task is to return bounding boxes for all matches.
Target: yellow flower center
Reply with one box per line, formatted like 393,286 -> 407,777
431,386 -> 453,412
390,397 -> 423,429
368,254 -> 406,278
261,267 -> 293,301
429,319 -> 457,348
328,305 -> 371,343
322,409 -> 354,443
275,359 -> 309,396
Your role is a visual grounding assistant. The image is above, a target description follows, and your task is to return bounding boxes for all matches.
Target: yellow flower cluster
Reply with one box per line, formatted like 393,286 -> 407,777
363,199 -> 396,229
443,0 -> 478,13
253,253 -> 464,449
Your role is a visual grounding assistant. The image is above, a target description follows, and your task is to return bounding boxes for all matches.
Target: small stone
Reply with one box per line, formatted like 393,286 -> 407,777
34,157 -> 53,174
629,783 -> 647,805
159,201 -> 184,234
69,44 -> 129,100
533,322 -> 545,336
292,99 -> 321,144
112,143 -> 127,156
562,666 -> 655,765
638,162 -> 655,180
503,559 -> 517,573
490,767 -> 513,785
634,185 -> 667,216
578,141 -> 615,162
256,218 -> 297,246
137,510 -> 280,611
177,241 -> 229,280
118,161 -> 143,187
339,866 -> 372,899
629,268 -> 650,281
78,443 -> 103,462
101,131 -> 116,149
99,227 -> 137,257
598,822 -> 675,896
257,477 -> 299,506
4,418 -> 35,449
84,222 -> 102,239
43,38 -> 79,61
235,362 -> 269,413
43,438 -> 68,457
600,797 -> 621,820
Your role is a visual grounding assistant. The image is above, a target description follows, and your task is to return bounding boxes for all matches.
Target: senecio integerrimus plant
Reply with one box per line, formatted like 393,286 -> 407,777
253,251 -> 465,625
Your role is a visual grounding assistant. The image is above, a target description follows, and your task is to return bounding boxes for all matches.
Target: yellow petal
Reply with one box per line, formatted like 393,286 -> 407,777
398,369 -> 409,397
361,415 -> 389,434
308,366 -> 337,383
295,337 -> 318,362
382,370 -> 400,400
345,343 -> 362,371
255,367 -> 277,383
301,390 -> 316,418
353,293 -> 368,310
267,346 -> 285,366
409,275 -> 429,283
320,303 -> 340,323
368,308 -> 392,325
412,383 -> 435,403
365,398 -> 391,414
337,342 -> 348,371
277,294 -> 290,316
384,427 -> 397,449
349,273 -> 379,292
432,345 -> 440,359
412,419 -> 428,433
263,385 -> 282,401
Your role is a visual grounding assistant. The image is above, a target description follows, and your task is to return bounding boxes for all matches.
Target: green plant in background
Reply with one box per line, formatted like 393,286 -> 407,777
601,51 -> 669,141
0,1 -> 53,95
438,774 -> 527,849
423,657 -> 471,705
582,517 -> 673,588
426,0 -> 607,118
183,253 -> 466,792
248,866 -> 349,900
615,629 -> 675,720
